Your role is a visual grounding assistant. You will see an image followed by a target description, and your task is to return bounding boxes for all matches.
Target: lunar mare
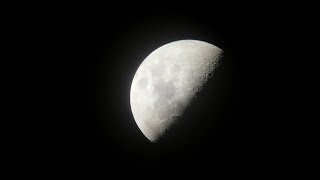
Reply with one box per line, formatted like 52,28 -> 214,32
130,40 -> 223,142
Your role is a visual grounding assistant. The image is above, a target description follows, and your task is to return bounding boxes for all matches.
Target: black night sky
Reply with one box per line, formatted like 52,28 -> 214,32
33,4 -> 277,178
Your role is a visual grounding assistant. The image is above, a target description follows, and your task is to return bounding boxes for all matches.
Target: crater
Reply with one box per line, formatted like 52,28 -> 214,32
173,101 -> 186,116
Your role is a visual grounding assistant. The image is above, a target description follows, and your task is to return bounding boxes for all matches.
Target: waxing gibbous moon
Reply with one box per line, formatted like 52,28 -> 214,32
130,40 -> 223,143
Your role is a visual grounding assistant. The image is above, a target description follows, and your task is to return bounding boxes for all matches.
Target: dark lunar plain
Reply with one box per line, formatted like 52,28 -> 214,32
27,3 -> 290,178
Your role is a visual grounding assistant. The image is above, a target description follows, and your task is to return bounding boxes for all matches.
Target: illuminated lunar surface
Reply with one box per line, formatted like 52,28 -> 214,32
130,40 -> 223,142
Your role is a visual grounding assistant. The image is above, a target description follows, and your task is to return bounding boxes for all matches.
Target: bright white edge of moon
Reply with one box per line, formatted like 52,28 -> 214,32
130,39 -> 223,143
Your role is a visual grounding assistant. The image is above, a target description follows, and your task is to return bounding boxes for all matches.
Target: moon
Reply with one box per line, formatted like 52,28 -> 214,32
130,40 -> 223,143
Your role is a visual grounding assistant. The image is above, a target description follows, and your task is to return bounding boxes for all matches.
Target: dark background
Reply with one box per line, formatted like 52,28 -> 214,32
5,2 -> 315,178
31,4 -> 279,178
